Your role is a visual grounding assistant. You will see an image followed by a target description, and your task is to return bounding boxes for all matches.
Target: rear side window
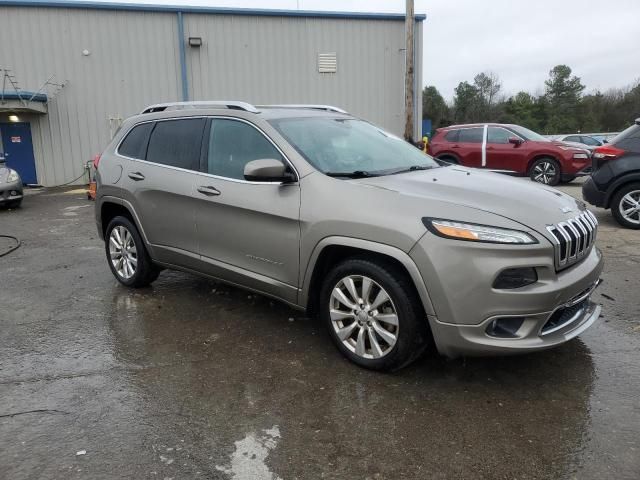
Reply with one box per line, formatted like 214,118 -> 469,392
444,130 -> 459,142
118,123 -> 153,159
564,135 -> 581,143
458,127 -> 484,143
612,125 -> 640,153
207,119 -> 283,180
146,119 -> 205,170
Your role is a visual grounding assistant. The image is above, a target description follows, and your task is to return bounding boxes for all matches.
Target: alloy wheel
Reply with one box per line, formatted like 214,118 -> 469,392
109,225 -> 138,279
619,190 -> 640,225
533,161 -> 556,184
329,275 -> 399,359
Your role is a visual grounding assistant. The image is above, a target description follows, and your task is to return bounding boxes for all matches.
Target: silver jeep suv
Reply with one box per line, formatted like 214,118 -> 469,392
95,101 -> 604,371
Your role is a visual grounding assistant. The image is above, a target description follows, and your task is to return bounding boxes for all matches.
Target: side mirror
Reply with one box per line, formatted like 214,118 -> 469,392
602,139 -> 608,144
244,159 -> 295,182
508,137 -> 523,146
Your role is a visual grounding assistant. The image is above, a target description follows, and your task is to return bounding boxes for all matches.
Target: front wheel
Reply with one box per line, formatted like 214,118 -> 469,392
611,183 -> 640,229
319,258 -> 429,371
105,216 -> 160,287
529,158 -> 561,186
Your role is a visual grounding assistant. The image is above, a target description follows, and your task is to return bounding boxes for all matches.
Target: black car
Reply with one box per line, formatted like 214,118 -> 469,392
583,119 -> 640,229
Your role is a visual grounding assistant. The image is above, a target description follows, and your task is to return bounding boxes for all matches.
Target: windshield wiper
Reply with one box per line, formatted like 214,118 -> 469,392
324,170 -> 375,178
389,165 -> 432,175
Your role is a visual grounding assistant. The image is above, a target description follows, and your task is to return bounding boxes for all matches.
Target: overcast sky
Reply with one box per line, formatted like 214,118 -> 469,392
95,0 -> 640,100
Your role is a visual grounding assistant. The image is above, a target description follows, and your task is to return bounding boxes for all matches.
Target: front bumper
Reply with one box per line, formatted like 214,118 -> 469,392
0,181 -> 23,203
410,233 -> 604,358
582,176 -> 607,208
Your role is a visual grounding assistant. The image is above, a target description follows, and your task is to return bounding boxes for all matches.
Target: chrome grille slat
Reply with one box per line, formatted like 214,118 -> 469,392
546,211 -> 598,270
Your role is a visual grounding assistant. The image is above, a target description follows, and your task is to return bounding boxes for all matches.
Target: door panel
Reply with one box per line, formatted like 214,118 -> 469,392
119,118 -> 205,268
195,117 -> 301,303
195,177 -> 301,301
456,126 -> 485,168
1,122 -> 37,184
121,159 -> 200,267
486,126 -> 523,171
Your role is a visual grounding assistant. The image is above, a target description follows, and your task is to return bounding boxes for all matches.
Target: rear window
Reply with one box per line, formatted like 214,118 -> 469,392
444,130 -> 459,142
610,124 -> 640,153
118,123 -> 153,159
458,127 -> 484,143
146,119 -> 205,170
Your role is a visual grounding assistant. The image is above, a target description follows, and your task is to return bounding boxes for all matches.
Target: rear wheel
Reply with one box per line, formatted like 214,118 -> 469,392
529,158 -> 561,186
319,258 -> 429,371
105,216 -> 160,287
611,183 -> 640,229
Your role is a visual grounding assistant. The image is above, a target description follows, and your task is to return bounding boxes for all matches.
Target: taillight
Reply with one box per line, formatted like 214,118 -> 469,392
593,145 -> 625,160
92,154 -> 101,170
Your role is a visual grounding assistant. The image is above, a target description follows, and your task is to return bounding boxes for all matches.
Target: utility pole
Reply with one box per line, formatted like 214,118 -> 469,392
404,0 -> 415,142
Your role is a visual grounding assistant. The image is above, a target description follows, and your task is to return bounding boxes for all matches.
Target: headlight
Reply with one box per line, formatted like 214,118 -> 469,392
7,169 -> 20,182
423,218 -> 538,244
573,153 -> 589,159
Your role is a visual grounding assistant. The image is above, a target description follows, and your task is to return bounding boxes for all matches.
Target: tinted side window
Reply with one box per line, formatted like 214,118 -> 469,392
458,127 -> 484,143
581,136 -> 600,146
444,130 -> 459,142
118,123 -> 153,159
146,119 -> 205,170
208,119 -> 283,180
564,135 -> 581,142
487,127 -> 512,144
613,125 -> 640,153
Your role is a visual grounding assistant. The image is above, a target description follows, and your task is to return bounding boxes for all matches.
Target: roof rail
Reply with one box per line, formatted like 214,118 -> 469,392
258,104 -> 348,114
140,101 -> 260,114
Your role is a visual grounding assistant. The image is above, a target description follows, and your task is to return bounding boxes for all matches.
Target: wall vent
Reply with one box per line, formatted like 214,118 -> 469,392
318,53 -> 337,73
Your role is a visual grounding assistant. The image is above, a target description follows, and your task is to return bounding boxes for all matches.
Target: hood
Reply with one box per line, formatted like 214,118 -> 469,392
355,166 -> 586,231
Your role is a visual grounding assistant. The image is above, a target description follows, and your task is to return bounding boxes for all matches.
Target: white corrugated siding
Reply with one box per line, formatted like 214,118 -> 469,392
0,6 -> 181,186
184,14 -> 408,138
0,6 -> 423,186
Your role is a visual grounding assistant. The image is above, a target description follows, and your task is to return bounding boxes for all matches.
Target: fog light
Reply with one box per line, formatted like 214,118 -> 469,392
486,317 -> 525,338
10,190 -> 18,196
493,267 -> 538,289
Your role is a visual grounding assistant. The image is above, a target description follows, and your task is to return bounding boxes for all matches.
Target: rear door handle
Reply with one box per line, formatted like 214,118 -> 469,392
128,172 -> 145,181
197,185 -> 221,196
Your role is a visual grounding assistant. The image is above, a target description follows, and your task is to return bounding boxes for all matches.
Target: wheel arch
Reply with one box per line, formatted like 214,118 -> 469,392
99,196 -> 151,248
300,237 -> 436,317
605,174 -> 640,208
435,152 -> 461,164
526,154 -> 561,175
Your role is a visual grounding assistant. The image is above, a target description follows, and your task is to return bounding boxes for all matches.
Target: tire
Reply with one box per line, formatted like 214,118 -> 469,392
319,257 -> 430,371
105,215 -> 160,287
8,199 -> 22,209
529,158 -> 561,186
610,182 -> 640,229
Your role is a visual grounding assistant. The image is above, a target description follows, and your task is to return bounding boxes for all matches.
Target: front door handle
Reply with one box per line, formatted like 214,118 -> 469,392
197,185 -> 221,196
128,172 -> 145,181
452,145 -> 460,149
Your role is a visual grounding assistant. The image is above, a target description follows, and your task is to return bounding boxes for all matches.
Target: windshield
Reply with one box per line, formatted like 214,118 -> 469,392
269,117 -> 440,176
509,125 -> 550,142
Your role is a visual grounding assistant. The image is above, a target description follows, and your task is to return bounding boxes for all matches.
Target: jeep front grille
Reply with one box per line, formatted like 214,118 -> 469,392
546,211 -> 598,270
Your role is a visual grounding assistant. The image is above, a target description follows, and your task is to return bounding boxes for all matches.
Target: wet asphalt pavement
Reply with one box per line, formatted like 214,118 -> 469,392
1,182 -> 639,480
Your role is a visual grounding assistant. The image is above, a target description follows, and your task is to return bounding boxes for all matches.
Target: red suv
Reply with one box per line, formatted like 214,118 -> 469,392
428,123 -> 591,186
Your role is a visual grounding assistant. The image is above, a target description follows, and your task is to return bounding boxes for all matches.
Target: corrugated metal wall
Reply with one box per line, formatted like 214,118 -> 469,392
183,14 -> 411,136
0,5 -> 422,186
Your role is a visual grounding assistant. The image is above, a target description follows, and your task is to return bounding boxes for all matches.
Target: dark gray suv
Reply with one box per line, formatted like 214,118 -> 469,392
95,101 -> 604,370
